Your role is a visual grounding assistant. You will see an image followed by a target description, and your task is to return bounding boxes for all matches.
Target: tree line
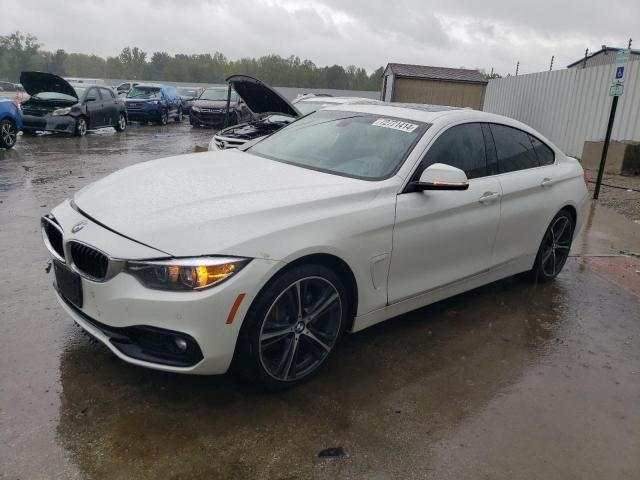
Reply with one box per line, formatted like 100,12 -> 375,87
0,32 -> 385,91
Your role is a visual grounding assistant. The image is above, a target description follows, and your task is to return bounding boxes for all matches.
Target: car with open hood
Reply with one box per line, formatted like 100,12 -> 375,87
42,102 -> 589,390
189,86 -> 251,128
209,79 -> 376,150
20,72 -> 127,136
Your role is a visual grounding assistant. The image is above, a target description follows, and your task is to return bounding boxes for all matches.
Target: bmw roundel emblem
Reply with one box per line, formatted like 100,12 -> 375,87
71,221 -> 87,233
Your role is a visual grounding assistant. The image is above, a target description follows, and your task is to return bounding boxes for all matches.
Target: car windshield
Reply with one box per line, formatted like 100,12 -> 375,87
128,87 -> 162,99
74,87 -> 87,97
199,89 -> 237,101
32,91 -> 77,102
177,88 -> 198,97
293,101 -> 330,115
249,110 -> 429,180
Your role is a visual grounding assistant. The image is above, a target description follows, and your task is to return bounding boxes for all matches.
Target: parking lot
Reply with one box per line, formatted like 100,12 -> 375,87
1,123 -> 639,479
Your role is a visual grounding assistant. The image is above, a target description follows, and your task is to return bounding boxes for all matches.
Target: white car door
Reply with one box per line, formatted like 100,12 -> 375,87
486,123 -> 559,268
388,123 -> 502,304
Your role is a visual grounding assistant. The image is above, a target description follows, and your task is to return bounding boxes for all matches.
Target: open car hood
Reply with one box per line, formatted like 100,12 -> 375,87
226,75 -> 299,118
19,71 -> 78,99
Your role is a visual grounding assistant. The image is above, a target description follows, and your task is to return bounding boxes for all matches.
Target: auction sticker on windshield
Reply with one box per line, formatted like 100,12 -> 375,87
372,118 -> 418,133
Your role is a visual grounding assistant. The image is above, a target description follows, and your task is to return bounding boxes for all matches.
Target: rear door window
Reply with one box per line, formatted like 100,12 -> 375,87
529,134 -> 555,165
489,124 -> 540,173
415,123 -> 487,180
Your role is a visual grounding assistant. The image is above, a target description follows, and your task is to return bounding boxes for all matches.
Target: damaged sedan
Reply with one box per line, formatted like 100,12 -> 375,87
190,86 -> 251,128
20,72 -> 127,136
43,103 -> 589,390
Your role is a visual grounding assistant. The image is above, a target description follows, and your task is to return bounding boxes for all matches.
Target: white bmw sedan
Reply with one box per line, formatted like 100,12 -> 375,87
42,104 -> 589,389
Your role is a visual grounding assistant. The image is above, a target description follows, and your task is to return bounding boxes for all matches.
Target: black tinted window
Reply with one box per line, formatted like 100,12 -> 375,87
529,135 -> 555,165
490,124 -> 539,173
417,123 -> 487,179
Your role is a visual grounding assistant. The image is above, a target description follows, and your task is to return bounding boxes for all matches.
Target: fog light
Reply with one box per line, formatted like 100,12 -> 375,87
174,337 -> 188,351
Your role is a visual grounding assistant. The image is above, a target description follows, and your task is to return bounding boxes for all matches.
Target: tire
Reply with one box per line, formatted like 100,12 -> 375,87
529,209 -> 574,282
0,119 -> 18,149
158,110 -> 168,126
175,107 -> 183,123
74,116 -> 87,137
235,264 -> 348,390
114,112 -> 127,132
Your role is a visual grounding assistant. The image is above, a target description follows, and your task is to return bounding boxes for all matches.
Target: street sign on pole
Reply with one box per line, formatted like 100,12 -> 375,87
616,48 -> 631,64
609,82 -> 624,96
594,49 -> 630,199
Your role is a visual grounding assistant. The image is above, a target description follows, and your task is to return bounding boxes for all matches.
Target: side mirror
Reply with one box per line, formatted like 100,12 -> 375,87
86,96 -> 97,102
409,163 -> 469,192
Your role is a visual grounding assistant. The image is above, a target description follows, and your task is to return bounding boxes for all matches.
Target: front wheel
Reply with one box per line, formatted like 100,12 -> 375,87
175,108 -> 183,122
0,119 -> 18,149
236,264 -> 348,390
158,110 -> 168,126
114,113 -> 127,132
530,209 -> 574,282
74,116 -> 87,137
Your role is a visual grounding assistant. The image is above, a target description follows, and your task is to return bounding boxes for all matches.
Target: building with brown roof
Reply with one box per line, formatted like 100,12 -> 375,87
381,63 -> 488,110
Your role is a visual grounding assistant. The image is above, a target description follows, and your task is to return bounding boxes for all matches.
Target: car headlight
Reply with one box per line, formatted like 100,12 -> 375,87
52,107 -> 72,116
149,100 -> 160,105
192,106 -> 201,112
125,257 -> 250,291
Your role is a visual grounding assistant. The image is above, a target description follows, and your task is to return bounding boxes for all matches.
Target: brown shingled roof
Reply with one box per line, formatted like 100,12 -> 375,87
387,63 -> 487,84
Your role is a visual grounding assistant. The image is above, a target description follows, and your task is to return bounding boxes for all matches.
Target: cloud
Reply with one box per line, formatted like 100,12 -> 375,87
0,0 -> 637,76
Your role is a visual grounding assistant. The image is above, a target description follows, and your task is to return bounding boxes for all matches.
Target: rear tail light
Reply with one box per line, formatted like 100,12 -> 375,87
583,170 -> 590,186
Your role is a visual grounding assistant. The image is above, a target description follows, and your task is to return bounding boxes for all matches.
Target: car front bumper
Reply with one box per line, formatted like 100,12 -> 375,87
22,114 -> 75,134
46,200 -> 284,375
190,110 -> 230,127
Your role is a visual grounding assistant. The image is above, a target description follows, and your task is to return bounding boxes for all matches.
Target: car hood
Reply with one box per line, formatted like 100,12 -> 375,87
73,149 -> 379,258
19,71 -> 78,99
226,75 -> 300,118
193,99 -> 238,109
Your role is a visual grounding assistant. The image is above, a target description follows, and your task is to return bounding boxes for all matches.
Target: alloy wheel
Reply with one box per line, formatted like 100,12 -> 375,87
76,118 -> 87,136
1,120 -> 17,148
118,114 -> 126,131
540,214 -> 573,277
161,111 -> 168,125
259,276 -> 342,382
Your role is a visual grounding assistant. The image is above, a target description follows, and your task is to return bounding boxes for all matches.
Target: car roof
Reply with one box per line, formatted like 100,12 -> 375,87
296,96 -> 376,104
133,83 -> 166,89
321,102 -> 561,152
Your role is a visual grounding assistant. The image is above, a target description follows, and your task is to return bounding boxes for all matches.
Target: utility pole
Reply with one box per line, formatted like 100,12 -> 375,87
515,61 -> 519,76
583,48 -> 589,68
549,56 -> 554,71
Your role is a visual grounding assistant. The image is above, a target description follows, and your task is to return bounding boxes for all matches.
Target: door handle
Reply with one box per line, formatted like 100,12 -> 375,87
479,191 -> 501,204
541,178 -> 554,188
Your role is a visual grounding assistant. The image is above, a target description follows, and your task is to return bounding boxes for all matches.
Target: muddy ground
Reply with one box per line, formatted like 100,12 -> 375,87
1,123 -> 639,480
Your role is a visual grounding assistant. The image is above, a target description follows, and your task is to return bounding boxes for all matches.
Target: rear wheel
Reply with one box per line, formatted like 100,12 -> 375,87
236,264 -> 348,390
530,209 -> 574,282
74,116 -> 87,137
175,107 -> 183,122
0,119 -> 17,149
114,113 -> 127,132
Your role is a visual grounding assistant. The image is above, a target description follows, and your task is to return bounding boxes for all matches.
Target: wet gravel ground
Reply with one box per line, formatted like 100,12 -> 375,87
1,124 -> 639,479
585,169 -> 640,222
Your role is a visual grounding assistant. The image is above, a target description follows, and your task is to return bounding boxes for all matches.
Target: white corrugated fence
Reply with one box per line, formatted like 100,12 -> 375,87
483,61 -> 640,158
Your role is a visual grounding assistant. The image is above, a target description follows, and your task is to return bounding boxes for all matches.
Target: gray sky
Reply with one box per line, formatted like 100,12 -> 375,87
3,0 -> 638,75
